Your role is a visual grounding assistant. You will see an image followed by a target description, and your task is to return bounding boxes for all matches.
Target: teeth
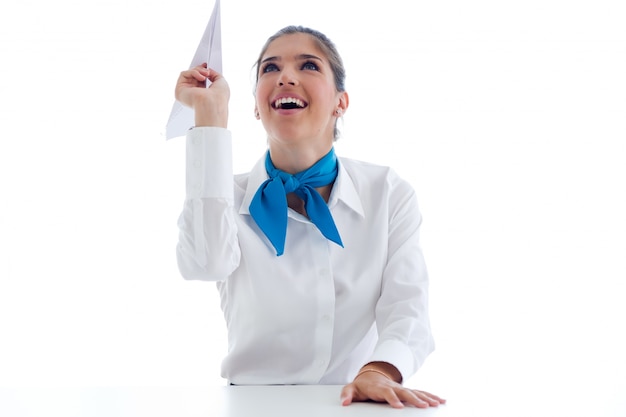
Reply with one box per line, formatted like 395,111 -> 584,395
274,97 -> 305,108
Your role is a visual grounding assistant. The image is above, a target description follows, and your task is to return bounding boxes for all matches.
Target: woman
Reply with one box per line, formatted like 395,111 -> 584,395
174,25 -> 445,409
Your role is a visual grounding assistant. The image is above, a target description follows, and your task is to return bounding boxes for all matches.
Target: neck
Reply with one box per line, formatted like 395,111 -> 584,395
268,143 -> 333,174
287,184 -> 332,216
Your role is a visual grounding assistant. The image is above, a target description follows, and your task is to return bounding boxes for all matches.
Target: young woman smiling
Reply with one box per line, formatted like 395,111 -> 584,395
174,25 -> 445,409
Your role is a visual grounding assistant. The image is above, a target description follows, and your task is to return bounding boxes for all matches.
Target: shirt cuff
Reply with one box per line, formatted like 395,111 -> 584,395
186,126 -> 233,200
368,339 -> 416,383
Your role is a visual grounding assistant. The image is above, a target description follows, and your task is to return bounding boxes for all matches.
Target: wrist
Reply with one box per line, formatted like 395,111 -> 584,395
194,101 -> 228,128
356,362 -> 402,384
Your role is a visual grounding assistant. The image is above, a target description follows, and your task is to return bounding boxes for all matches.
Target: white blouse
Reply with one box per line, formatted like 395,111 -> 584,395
176,127 -> 434,385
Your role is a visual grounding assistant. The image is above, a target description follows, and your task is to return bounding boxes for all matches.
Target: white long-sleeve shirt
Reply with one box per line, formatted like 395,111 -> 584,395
177,127 -> 434,385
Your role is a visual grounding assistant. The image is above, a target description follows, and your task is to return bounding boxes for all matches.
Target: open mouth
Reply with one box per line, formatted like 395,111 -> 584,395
273,97 -> 307,110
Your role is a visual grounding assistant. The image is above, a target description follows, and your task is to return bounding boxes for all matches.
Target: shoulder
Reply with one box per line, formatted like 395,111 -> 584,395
339,156 -> 392,178
338,156 -> 414,194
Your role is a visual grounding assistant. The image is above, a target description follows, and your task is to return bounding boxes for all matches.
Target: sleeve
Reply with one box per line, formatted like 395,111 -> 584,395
176,126 -> 241,281
368,172 -> 435,382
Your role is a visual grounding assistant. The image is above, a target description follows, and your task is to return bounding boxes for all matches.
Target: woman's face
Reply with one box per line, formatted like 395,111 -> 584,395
255,32 -> 347,149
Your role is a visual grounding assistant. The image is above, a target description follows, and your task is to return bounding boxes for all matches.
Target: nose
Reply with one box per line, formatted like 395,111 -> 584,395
277,68 -> 297,86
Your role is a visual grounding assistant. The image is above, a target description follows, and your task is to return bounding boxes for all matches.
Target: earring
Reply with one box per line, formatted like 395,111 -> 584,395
254,110 -> 260,119
335,109 -> 342,116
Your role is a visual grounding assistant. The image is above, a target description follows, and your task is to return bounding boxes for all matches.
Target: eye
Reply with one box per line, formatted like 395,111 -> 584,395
301,61 -> 319,71
262,63 -> 279,73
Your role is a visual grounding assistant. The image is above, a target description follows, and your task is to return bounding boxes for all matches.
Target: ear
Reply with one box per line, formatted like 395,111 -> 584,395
337,91 -> 349,115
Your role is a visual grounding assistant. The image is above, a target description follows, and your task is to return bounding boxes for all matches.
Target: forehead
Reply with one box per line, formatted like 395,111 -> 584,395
262,32 -> 327,60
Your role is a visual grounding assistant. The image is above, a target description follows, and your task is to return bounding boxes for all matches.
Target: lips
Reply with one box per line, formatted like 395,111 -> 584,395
272,95 -> 308,110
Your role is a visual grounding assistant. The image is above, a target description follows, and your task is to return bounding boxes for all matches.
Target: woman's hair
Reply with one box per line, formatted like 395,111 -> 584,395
253,26 -> 347,140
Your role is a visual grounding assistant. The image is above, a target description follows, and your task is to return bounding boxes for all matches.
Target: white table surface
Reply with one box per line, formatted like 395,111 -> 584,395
6,383 -> 622,417
214,385 -> 451,416
0,385 -> 453,417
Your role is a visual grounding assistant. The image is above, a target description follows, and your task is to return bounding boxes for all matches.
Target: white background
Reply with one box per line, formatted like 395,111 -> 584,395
1,0 -> 625,415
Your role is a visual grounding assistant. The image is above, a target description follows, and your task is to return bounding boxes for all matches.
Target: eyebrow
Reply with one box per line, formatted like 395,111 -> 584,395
261,54 -> 324,64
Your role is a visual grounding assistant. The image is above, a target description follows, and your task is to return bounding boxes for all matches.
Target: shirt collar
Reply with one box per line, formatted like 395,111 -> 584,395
239,153 -> 365,219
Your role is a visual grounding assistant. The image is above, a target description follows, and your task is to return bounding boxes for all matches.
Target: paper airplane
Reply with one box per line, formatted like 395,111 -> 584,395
165,0 -> 222,140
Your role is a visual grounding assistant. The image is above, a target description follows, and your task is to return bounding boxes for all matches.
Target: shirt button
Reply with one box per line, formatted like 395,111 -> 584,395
321,314 -> 331,322
319,268 -> 329,276
193,159 -> 201,168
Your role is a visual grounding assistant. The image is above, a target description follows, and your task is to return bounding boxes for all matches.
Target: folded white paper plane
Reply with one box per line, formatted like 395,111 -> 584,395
165,0 -> 222,140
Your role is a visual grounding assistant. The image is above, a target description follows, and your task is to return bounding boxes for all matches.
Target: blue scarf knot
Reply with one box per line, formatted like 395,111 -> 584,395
249,148 -> 344,256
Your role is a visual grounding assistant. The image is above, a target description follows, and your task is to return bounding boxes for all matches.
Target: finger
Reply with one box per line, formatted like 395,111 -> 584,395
192,67 -> 213,82
185,65 -> 225,86
396,389 -> 430,408
188,63 -> 208,71
204,68 -> 225,84
340,385 -> 355,406
178,68 -> 208,85
415,390 -> 446,405
381,388 -> 404,409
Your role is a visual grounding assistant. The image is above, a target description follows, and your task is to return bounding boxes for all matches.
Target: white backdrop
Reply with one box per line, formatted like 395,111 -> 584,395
1,1 -> 625,415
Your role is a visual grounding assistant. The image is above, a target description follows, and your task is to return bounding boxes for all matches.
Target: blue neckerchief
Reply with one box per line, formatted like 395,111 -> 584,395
249,148 -> 343,256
